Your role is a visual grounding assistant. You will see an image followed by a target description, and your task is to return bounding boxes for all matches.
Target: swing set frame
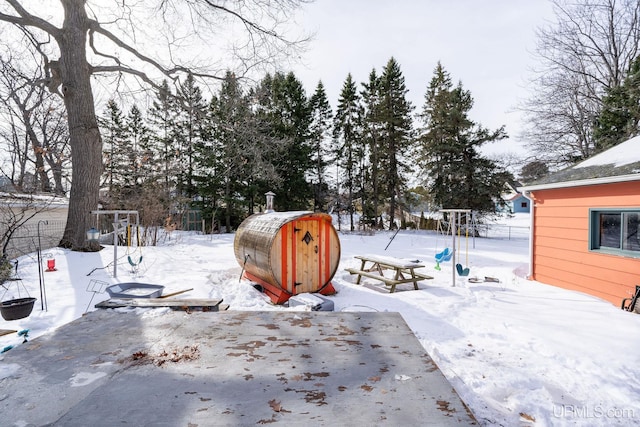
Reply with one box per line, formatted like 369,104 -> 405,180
90,210 -> 140,278
440,209 -> 472,287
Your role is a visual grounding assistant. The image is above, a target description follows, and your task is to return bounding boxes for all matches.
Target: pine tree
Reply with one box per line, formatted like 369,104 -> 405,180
196,88 -> 224,230
125,105 -> 153,188
333,73 -> 364,231
417,63 -> 509,214
360,68 -> 383,225
147,80 -> 180,213
308,81 -> 333,212
254,72 -> 312,211
121,104 -> 167,224
197,71 -> 261,230
175,74 -> 206,199
98,100 -> 128,206
377,57 -> 414,229
593,56 -> 640,151
520,160 -> 549,184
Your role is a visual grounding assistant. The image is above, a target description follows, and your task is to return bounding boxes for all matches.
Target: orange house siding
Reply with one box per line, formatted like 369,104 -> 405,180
530,181 -> 640,306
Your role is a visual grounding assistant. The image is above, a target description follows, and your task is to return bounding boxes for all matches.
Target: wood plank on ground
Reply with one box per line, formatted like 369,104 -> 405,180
95,298 -> 224,312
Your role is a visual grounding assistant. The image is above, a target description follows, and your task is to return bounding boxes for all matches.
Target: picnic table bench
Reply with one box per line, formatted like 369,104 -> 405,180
345,255 -> 433,293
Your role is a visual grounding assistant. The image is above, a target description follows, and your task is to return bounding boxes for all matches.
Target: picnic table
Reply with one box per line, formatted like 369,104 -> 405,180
345,254 -> 433,293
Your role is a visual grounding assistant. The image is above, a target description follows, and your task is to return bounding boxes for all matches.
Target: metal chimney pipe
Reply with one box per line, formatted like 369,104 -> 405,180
265,191 -> 275,213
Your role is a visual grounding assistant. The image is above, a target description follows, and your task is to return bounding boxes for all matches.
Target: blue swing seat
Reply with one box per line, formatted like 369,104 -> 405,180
435,247 -> 453,263
456,263 -> 470,276
128,255 -> 143,267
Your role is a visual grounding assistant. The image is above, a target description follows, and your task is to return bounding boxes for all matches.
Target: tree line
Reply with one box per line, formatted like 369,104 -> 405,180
2,0 -> 639,250
92,59 -> 510,231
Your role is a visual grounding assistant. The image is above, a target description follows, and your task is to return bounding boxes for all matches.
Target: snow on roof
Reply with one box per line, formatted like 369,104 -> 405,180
519,135 -> 640,191
0,192 -> 68,208
503,192 -> 524,201
574,134 -> 640,169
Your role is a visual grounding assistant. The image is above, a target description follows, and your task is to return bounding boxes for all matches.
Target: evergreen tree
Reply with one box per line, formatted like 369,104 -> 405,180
147,80 -> 181,213
121,104 -> 167,224
520,160 -> 549,184
239,78 -> 293,215
254,72 -> 312,211
175,74 -> 207,199
308,81 -> 333,212
125,104 -> 153,188
196,71 -> 266,230
417,63 -> 510,214
377,57 -> 414,229
593,56 -> 640,151
333,73 -> 364,231
360,68 -> 383,225
195,93 -> 223,230
98,100 -> 128,205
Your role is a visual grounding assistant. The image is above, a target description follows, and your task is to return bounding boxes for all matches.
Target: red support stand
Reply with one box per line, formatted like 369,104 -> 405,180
243,272 -> 336,305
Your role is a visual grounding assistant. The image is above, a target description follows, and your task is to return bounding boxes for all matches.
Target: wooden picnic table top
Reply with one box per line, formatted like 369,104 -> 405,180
347,255 -> 433,293
354,254 -> 425,269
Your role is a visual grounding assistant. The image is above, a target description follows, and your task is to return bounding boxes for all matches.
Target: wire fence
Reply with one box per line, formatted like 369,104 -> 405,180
4,220 -> 66,260
341,223 -> 530,241
476,224 -> 530,240
433,224 -> 530,240
3,218 -> 529,261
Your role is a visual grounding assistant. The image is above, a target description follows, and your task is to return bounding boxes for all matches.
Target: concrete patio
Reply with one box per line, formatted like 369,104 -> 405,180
0,309 -> 476,426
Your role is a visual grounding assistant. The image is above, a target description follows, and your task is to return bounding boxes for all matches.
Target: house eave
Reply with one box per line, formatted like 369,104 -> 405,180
518,173 -> 640,192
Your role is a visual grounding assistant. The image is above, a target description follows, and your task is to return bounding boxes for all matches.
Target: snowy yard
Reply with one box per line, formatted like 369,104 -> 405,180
1,214 -> 639,426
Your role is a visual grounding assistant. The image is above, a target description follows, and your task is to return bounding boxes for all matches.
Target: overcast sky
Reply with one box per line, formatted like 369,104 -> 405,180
291,0 -> 556,159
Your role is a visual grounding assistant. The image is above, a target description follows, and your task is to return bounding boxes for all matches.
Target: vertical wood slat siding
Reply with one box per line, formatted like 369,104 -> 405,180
323,220 -> 330,287
293,218 -> 312,294
290,221 -> 297,293
531,181 -> 640,305
280,222 -> 289,293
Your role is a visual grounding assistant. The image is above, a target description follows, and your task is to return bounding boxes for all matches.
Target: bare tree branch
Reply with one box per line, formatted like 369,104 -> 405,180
0,0 -> 310,250
521,0 -> 640,165
1,0 -> 61,36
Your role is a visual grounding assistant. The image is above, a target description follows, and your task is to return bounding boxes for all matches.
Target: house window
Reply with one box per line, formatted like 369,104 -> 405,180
520,201 -> 528,208
590,209 -> 640,255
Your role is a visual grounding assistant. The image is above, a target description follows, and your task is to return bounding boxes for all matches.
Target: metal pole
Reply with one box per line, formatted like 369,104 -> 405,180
451,211 -> 456,287
37,220 -> 48,311
113,213 -> 119,278
471,211 -> 476,249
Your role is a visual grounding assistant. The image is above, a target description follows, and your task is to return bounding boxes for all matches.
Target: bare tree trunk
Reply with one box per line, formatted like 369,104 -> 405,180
1,0 -> 307,249
58,0 -> 101,250
23,114 -> 52,192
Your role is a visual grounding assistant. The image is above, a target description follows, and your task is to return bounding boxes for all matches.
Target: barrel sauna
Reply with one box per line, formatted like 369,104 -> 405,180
234,211 -> 341,304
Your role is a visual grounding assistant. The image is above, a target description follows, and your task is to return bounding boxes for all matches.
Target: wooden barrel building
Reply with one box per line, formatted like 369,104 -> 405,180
234,211 -> 340,304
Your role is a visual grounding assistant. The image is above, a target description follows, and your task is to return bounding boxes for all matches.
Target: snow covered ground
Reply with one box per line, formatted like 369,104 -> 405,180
1,213 -> 639,426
